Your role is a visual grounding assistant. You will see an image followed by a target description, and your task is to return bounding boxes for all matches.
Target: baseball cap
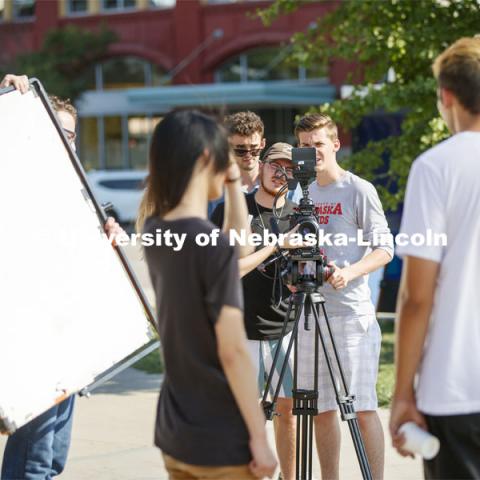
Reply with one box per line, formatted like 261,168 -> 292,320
262,142 -> 293,163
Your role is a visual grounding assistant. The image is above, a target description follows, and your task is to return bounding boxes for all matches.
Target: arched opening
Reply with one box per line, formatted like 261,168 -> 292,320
214,46 -> 326,83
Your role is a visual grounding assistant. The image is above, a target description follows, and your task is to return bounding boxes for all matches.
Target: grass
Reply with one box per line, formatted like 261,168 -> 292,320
133,320 -> 396,408
377,320 -> 395,407
133,348 -> 163,374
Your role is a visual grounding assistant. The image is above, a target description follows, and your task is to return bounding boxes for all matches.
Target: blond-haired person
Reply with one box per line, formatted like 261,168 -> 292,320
390,37 -> 480,479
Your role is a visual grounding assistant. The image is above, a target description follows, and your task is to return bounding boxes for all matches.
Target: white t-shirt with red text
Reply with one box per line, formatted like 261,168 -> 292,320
308,171 -> 393,318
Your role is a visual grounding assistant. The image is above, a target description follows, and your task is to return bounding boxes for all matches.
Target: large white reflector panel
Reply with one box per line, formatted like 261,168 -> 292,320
0,81 -> 156,433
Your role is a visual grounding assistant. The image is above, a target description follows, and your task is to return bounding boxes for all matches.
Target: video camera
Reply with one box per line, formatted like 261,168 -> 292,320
272,147 -> 333,289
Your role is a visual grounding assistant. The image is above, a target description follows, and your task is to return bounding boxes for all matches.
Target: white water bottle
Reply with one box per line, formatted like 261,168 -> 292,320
398,422 -> 440,460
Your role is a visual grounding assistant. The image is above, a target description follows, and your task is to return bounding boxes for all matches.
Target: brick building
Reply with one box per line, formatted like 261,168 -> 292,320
0,0 -> 353,170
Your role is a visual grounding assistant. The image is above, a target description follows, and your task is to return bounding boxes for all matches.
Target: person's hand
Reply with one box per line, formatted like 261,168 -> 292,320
327,263 -> 354,289
249,434 -> 277,478
389,395 -> 427,458
104,216 -> 127,245
0,74 -> 29,94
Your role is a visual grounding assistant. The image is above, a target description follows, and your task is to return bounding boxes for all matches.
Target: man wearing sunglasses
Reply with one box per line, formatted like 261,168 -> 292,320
225,111 -> 266,193
208,111 -> 266,217
211,143 -> 300,480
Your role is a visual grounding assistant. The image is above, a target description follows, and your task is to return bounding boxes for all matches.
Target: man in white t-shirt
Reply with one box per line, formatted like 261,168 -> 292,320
390,37 -> 480,479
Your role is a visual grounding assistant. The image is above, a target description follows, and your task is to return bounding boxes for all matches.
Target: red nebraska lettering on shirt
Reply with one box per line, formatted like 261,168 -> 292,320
315,203 -> 342,224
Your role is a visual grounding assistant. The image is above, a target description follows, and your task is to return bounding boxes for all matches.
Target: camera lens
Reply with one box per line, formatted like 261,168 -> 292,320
298,220 -> 318,238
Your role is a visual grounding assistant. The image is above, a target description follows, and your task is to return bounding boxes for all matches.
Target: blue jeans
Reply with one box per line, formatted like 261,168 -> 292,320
1,395 -> 75,480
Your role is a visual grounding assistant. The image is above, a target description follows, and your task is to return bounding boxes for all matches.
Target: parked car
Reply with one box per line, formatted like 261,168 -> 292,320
86,170 -> 147,225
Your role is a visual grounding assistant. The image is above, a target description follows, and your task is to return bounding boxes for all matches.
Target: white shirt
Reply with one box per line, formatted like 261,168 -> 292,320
397,132 -> 480,415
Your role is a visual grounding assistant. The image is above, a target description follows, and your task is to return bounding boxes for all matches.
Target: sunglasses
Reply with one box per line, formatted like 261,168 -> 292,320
233,147 -> 263,158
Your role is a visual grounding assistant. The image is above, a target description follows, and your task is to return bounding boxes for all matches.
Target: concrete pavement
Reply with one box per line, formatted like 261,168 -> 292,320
0,245 -> 424,479
1,366 -> 422,479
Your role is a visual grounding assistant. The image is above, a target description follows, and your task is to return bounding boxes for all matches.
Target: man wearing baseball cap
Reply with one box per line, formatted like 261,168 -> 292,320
211,142 -> 299,480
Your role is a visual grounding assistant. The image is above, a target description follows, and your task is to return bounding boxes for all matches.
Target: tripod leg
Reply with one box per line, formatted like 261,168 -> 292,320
292,294 -> 318,480
263,294 -> 305,420
319,302 -> 350,395
262,295 -> 295,406
309,295 -> 373,480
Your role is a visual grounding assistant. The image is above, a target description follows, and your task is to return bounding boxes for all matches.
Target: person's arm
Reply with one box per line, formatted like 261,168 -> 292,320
238,225 -> 302,278
328,248 -> 391,289
389,255 -> 439,456
329,180 -> 393,290
239,245 -> 276,278
215,305 -> 277,478
222,160 -> 254,258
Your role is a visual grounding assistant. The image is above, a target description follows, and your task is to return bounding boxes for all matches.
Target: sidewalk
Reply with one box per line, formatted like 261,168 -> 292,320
1,247 -> 423,479
1,367 -> 422,479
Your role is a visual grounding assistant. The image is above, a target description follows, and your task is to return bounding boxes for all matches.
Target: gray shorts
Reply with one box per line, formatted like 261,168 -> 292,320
296,313 -> 381,413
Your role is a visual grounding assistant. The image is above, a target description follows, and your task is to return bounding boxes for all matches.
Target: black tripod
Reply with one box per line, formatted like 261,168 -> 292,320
262,281 -> 373,480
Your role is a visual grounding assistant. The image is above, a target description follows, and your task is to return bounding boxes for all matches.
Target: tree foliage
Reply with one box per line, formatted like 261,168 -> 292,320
13,25 -> 117,101
258,0 -> 480,209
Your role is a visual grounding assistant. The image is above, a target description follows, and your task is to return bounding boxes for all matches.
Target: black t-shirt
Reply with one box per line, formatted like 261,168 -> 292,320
211,192 -> 296,340
143,216 -> 249,466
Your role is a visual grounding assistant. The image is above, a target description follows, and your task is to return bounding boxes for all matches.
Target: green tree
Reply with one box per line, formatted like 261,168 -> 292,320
258,0 -> 480,210
12,25 -> 116,101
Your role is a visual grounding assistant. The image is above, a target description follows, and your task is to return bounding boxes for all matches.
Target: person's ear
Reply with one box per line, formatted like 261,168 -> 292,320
260,138 -> 266,149
440,88 -> 455,108
333,138 -> 341,152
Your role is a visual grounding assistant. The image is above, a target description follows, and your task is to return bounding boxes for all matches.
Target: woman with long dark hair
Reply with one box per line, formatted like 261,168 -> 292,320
141,110 -> 276,480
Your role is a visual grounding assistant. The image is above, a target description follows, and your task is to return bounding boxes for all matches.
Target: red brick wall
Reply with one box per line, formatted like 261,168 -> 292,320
0,0 -> 352,90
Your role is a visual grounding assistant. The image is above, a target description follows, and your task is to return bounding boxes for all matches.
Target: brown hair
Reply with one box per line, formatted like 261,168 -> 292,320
224,111 -> 264,137
136,181 -> 156,234
49,95 -> 77,120
433,37 -> 480,114
294,113 -> 338,141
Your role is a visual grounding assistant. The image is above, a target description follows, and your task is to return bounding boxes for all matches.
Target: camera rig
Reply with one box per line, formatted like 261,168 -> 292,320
269,147 -> 333,288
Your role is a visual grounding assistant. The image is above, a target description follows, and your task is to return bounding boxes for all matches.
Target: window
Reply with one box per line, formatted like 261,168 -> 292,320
105,116 -> 123,169
215,46 -> 326,83
0,0 -> 5,21
103,57 -> 146,90
149,0 -> 175,8
66,0 -> 88,14
13,0 -> 35,18
102,0 -> 135,11
79,117 -> 100,171
83,57 -> 167,91
128,116 -> 161,169
79,115 -> 163,170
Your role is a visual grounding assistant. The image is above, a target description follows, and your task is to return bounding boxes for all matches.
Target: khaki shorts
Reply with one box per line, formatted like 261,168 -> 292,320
162,453 -> 256,480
